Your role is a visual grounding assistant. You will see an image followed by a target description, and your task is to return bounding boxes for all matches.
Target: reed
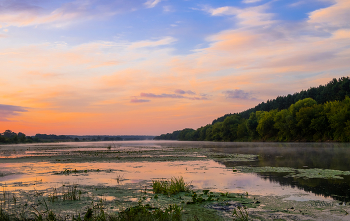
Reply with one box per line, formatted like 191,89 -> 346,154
152,176 -> 191,195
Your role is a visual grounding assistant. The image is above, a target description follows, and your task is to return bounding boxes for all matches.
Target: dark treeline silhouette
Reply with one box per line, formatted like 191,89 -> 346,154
0,131 -> 154,144
0,130 -> 75,143
154,77 -> 350,142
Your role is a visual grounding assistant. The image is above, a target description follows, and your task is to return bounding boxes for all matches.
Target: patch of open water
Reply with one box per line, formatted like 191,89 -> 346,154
1,141 -> 349,204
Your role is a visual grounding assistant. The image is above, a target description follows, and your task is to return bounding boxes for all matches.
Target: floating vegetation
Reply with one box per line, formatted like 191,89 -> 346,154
54,168 -> 101,175
236,166 -> 295,174
236,166 -> 350,180
288,168 -> 350,180
210,153 -> 258,162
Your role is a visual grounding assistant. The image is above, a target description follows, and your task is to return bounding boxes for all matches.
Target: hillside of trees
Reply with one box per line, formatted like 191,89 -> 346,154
154,77 -> 350,142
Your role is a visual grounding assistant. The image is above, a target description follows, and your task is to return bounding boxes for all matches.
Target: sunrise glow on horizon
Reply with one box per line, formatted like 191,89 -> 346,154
1,0 -> 349,136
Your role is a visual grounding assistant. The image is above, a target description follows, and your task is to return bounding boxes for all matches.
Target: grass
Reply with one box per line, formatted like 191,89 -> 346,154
118,203 -> 182,221
152,177 -> 191,195
47,185 -> 81,202
232,206 -> 249,221
1,203 -> 183,221
62,185 -> 81,201
1,175 -> 252,221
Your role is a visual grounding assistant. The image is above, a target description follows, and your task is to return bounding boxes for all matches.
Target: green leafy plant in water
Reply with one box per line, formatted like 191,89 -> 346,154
118,204 -> 182,221
186,191 -> 207,204
233,206 -> 249,221
152,176 -> 190,195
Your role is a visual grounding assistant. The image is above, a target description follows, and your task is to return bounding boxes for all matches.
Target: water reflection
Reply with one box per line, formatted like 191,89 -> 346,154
1,141 -> 350,203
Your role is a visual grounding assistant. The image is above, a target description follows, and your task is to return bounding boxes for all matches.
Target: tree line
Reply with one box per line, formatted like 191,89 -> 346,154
0,130 -> 74,143
154,77 -> 350,142
0,131 -> 125,144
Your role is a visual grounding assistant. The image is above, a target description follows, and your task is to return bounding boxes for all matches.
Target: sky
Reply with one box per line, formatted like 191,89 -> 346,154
0,0 -> 349,136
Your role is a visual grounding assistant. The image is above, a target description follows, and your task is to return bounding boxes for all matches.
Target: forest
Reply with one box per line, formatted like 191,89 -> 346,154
0,131 -> 125,144
0,131 -> 154,144
154,77 -> 350,142
0,130 -> 74,143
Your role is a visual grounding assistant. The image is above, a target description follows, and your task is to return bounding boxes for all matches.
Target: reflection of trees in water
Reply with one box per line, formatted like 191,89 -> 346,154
211,143 -> 350,171
257,173 -> 350,202
221,157 -> 350,202
159,142 -> 350,202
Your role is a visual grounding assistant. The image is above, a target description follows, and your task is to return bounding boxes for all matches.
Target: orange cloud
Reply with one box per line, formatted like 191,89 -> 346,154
89,61 -> 120,69
308,0 -> 350,28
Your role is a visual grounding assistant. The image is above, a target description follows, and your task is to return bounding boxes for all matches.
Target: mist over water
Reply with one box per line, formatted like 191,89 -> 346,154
1,141 -> 350,202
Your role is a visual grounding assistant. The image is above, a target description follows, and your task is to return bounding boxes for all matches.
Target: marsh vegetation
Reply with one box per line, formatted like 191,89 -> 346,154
1,141 -> 350,220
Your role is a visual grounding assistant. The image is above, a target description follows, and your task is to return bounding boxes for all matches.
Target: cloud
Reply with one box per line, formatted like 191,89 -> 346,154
223,90 -> 256,100
2,0 -> 350,135
288,1 -> 306,7
202,4 -> 275,27
308,0 -> 350,29
163,5 -> 173,12
189,97 -> 209,100
175,89 -> 196,95
140,93 -> 185,98
242,0 -> 262,3
0,104 -> 28,121
138,92 -> 208,101
89,61 -> 120,69
144,0 -> 162,8
130,98 -> 150,103
0,0 -> 133,28
129,37 -> 177,49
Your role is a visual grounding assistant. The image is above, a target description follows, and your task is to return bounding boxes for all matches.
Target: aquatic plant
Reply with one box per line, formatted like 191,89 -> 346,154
62,185 -> 80,201
152,176 -> 190,195
115,174 -> 123,184
48,188 -> 59,203
118,203 -> 182,221
0,207 -> 10,221
232,206 -> 249,221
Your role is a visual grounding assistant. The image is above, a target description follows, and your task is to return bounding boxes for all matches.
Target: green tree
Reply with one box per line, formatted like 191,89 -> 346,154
289,98 -> 317,116
205,125 -> 213,141
326,97 -> 350,141
246,112 -> 259,138
237,120 -> 249,139
221,115 -> 241,141
178,128 -> 195,141
211,122 -> 223,141
309,104 -> 330,140
256,110 -> 278,140
296,106 -> 318,139
274,109 -> 293,141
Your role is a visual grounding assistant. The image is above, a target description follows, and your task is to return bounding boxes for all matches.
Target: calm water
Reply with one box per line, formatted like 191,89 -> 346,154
1,141 -> 350,202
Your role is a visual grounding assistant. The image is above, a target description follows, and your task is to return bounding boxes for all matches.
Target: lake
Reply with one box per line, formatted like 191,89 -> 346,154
1,141 -> 350,220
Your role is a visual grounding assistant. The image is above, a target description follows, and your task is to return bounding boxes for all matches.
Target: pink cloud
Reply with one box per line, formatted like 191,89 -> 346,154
140,93 -> 185,98
175,89 -> 196,95
0,104 -> 28,121
130,98 -> 150,103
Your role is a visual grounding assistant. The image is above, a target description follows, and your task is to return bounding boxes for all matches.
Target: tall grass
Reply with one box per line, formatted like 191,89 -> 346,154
152,176 -> 190,195
232,206 -> 249,221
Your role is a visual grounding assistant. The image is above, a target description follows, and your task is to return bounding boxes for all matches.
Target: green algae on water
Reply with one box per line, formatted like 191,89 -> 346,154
236,166 -> 350,180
